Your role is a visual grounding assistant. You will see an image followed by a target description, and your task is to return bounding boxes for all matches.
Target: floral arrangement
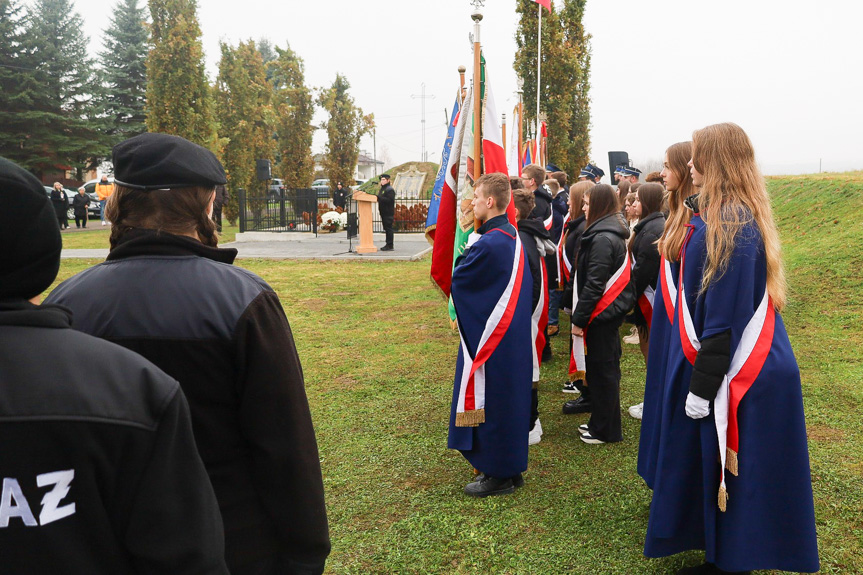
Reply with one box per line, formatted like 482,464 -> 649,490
319,210 -> 348,232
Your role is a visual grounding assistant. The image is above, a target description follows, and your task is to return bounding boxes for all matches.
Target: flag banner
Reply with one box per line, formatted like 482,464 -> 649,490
508,104 -> 521,177
539,121 -> 548,169
430,85 -> 471,300
481,70 -> 517,225
534,0 -> 552,11
425,92 -> 462,245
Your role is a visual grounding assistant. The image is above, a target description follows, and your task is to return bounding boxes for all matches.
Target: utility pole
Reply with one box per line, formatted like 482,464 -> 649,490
373,127 -> 377,177
411,83 -> 435,162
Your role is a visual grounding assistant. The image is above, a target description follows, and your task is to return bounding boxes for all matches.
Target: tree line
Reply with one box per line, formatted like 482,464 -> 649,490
0,0 -> 371,222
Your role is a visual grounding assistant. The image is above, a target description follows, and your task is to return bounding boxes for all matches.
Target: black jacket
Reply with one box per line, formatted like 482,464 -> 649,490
214,185 -> 229,208
572,212 -> 635,328
46,230 -> 330,574
72,192 -> 90,215
377,183 -> 395,218
0,300 -> 227,574
517,218 -> 551,312
50,188 -> 67,218
629,211 -> 666,327
529,185 -> 559,285
560,214 -> 586,306
332,186 -> 348,209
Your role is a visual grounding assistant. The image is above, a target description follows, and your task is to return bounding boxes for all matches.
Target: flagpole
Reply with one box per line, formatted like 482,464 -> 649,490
502,113 -> 506,158
472,9 -> 482,183
535,3 -> 541,164
458,65 -> 466,98
517,84 -> 524,170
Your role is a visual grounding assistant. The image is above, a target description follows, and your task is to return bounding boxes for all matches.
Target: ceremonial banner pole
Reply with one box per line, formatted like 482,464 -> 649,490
459,65 -> 466,94
472,9 -> 482,183
536,3 -> 541,155
502,113 -> 506,158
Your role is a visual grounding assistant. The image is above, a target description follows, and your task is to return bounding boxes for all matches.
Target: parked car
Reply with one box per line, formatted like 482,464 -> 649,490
45,186 -> 100,219
268,178 -> 286,200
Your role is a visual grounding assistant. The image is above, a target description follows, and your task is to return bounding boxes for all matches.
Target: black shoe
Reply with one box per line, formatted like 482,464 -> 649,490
472,472 -> 525,488
562,396 -> 591,414
380,245 -> 394,251
464,474 -> 515,497
676,562 -> 751,575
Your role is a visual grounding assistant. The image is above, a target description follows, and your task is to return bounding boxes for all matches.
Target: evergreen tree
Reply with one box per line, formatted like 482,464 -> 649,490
17,0 -> 104,178
318,74 -> 373,187
514,0 -> 591,175
215,39 -> 275,220
147,0 -> 217,149
0,0 -> 39,167
99,0 -> 149,143
268,44 -> 314,189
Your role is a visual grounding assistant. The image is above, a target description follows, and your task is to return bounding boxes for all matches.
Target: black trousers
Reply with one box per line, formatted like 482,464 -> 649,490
585,319 -> 623,442
381,214 -> 394,246
75,212 -> 87,228
213,205 -> 223,232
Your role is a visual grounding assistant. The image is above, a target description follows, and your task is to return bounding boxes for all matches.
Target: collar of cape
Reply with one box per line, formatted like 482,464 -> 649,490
568,249 -> 631,381
677,221 -> 777,512
454,229 -> 525,427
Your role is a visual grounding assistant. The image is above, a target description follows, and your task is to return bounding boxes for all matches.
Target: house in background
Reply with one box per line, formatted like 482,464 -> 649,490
313,152 -> 384,183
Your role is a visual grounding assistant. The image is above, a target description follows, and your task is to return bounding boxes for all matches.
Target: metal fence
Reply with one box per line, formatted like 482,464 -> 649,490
237,188 -> 431,234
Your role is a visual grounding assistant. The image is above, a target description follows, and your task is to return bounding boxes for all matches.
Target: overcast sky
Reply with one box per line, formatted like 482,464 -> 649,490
69,0 -> 861,178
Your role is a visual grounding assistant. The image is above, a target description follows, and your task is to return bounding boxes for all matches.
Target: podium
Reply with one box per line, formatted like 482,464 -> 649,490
352,191 -> 378,254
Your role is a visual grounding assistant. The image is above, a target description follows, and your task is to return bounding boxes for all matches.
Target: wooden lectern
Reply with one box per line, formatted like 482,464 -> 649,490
352,191 -> 378,254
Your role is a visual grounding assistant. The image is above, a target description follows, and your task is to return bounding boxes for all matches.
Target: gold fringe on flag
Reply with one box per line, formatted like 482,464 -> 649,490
726,448 -> 739,476
718,484 -> 728,512
569,370 -> 586,382
456,408 -> 485,427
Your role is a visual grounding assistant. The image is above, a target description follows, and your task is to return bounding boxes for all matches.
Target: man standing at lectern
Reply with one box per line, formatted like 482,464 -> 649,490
376,174 -> 396,251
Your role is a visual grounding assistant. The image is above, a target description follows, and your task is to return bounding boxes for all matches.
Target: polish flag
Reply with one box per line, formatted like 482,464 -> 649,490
482,75 -> 517,225
534,0 -> 552,11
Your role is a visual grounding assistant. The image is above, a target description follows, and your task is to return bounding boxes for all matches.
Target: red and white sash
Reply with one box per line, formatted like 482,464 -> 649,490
542,209 -> 553,231
638,286 -> 655,331
568,251 -> 631,380
659,257 -> 677,325
455,231 -> 525,427
677,225 -> 776,511
557,211 -> 571,289
531,258 -> 549,382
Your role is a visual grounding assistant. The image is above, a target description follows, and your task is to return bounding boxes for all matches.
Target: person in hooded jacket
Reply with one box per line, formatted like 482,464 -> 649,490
626,183 -> 667,420
569,184 -> 635,444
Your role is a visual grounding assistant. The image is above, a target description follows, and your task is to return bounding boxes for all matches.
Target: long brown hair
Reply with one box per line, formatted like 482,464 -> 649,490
657,141 -> 694,262
569,180 -> 593,218
107,185 -> 219,250
636,183 -> 665,218
691,122 -> 786,310
585,184 -> 620,228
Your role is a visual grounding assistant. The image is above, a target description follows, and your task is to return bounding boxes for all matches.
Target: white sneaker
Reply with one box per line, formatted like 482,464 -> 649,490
579,432 -> 605,445
578,423 -> 589,435
623,326 -> 640,345
628,402 -> 644,420
101,221 -> 106,226
528,418 -> 543,446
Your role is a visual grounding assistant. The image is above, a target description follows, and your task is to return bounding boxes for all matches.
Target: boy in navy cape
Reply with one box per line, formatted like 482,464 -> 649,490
643,124 -> 818,575
448,172 -> 533,497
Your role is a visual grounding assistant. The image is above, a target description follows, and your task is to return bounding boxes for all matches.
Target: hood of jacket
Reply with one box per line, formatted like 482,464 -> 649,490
516,217 -> 550,240
633,210 -> 665,235
583,212 -> 629,242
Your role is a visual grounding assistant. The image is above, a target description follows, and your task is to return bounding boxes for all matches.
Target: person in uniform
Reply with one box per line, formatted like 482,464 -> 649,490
376,174 -> 396,250
643,123 -> 819,574
448,172 -> 533,497
620,165 -> 642,184
0,156 -> 227,574
45,133 -> 331,575
578,163 -> 604,184
332,181 -> 348,210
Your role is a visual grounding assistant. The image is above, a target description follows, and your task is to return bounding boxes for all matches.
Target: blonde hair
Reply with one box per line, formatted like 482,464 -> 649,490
657,141 -> 694,262
691,123 -> 786,310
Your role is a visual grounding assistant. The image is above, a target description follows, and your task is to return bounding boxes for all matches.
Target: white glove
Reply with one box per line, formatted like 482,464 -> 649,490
685,392 -> 711,419
466,232 -> 481,248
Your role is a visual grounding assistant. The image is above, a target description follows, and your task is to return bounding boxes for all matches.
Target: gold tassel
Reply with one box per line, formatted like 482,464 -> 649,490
718,485 -> 728,512
450,318 -> 457,331
726,448 -> 739,476
569,370 -> 586,382
456,408 -> 486,427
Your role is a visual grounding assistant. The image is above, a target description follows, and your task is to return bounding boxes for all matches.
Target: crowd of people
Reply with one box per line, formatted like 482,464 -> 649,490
447,122 -> 819,574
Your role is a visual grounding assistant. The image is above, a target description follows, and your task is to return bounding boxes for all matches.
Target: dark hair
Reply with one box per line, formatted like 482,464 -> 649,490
636,183 -> 665,218
550,170 -> 567,187
616,180 -> 631,207
475,172 -> 511,212
107,185 -> 218,250
645,171 -> 664,185
512,189 -> 535,220
510,177 -> 524,190
586,184 -> 620,228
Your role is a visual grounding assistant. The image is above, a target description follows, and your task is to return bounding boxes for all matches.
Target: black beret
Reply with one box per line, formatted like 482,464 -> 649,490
380,174 -> 391,180
112,132 -> 227,190
0,157 -> 62,301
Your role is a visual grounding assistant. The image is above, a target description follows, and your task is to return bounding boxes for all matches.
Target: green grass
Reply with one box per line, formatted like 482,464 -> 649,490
59,221 -> 239,249
47,173 -> 863,574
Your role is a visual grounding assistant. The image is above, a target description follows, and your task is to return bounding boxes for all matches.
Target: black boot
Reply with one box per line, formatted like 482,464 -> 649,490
464,474 -> 515,497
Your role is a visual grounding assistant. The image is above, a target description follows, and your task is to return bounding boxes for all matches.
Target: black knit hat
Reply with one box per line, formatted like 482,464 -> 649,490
0,157 -> 62,300
112,132 -> 227,190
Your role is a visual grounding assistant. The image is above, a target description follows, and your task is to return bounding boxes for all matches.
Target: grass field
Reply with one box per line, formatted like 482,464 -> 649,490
49,173 -> 863,574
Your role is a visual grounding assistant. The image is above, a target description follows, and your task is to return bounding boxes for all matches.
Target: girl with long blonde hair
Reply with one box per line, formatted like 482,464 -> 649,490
643,123 -> 818,575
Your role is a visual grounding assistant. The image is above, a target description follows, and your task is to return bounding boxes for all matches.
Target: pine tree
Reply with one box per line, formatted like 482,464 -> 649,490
17,0 -> 104,178
268,44 -> 314,189
215,40 -> 275,220
318,74 -> 373,187
0,0 -> 39,167
514,0 -> 591,175
147,0 -> 217,149
99,0 -> 149,143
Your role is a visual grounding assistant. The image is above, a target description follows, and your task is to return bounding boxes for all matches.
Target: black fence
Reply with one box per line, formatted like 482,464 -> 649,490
237,188 -> 431,234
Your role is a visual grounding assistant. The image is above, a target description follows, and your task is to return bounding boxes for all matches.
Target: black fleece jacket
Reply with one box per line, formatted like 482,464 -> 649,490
629,211 -> 666,326
517,218 -> 551,311
572,212 -> 635,328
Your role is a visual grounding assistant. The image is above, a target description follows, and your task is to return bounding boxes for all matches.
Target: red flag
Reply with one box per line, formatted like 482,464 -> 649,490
534,0 -> 551,11
482,75 -> 517,226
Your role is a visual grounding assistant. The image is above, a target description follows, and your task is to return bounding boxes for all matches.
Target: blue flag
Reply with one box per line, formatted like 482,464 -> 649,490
425,92 -> 461,244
